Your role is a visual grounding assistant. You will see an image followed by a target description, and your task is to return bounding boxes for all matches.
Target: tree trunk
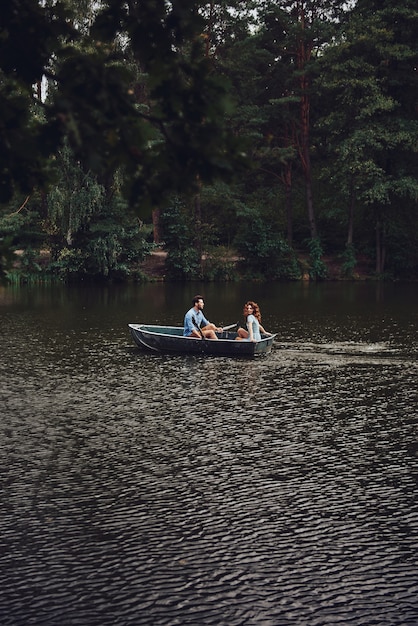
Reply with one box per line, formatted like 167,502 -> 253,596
375,219 -> 386,274
283,163 -> 293,245
194,182 -> 203,275
296,4 -> 317,240
152,208 -> 161,244
347,177 -> 355,246
304,146 -> 317,239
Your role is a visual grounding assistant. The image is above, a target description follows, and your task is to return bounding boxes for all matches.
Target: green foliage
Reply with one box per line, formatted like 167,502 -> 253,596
48,247 -> 85,278
0,0 -> 73,201
234,213 -> 300,280
46,222 -> 152,281
158,197 -> 240,281
307,238 -> 328,281
0,236 -> 14,280
0,207 -> 46,281
159,199 -> 192,250
380,198 -> 418,278
202,247 -> 238,282
1,0 -> 246,209
17,246 -> 42,274
316,0 -> 418,274
43,144 -> 152,280
86,223 -> 152,279
159,200 -> 200,280
0,211 -> 24,241
340,243 -> 357,279
1,0 -> 418,282
2,246 -> 46,285
47,143 -> 105,242
165,247 -> 200,281
0,144 -> 153,282
199,181 -> 244,247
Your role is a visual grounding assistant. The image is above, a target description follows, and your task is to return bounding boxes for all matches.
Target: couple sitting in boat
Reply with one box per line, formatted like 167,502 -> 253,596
183,295 -> 270,342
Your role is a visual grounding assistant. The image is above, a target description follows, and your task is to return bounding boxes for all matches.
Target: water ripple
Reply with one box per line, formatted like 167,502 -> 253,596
1,303 -> 418,625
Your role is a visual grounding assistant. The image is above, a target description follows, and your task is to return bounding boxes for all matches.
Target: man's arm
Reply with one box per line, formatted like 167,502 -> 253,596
201,315 -> 223,333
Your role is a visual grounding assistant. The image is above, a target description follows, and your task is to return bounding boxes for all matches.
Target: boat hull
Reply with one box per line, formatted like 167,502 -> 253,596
128,324 -> 276,357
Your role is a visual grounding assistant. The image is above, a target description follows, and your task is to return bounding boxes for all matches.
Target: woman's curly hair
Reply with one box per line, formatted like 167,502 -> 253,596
243,301 -> 261,323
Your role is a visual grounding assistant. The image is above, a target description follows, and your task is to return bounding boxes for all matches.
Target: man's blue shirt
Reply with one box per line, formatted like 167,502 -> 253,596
183,308 -> 209,336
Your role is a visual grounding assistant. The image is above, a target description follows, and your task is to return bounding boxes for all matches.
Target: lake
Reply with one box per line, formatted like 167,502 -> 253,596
0,281 -> 417,625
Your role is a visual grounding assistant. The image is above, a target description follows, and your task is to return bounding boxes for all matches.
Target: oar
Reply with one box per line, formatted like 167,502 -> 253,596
192,318 -> 237,339
222,322 -> 238,332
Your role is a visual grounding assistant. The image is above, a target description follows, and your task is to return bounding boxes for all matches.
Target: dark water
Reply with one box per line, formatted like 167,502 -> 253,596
1,282 -> 418,625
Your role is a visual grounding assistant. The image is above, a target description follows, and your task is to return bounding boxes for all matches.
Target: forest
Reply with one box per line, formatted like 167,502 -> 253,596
0,0 -> 417,283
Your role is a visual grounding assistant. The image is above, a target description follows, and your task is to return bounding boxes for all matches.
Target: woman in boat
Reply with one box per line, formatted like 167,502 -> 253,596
236,301 -> 271,342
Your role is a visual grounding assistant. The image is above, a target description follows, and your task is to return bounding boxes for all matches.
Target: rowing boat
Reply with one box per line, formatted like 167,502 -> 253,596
128,324 -> 276,356
128,324 -> 276,357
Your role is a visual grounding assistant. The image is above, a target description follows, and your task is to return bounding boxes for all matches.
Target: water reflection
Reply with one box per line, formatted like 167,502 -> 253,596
0,282 -> 417,625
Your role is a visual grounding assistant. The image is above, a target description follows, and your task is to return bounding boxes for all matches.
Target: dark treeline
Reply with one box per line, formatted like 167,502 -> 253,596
1,0 -> 417,283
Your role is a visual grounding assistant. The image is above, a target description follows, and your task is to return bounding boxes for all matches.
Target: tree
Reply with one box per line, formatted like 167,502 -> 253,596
254,9 -> 300,245
318,0 -> 418,273
0,0 -> 245,211
257,0 -> 345,240
46,143 -> 104,247
201,5 -> 300,252
43,143 -> 152,279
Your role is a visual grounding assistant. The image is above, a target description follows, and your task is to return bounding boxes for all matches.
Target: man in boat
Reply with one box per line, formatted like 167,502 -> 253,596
183,295 -> 223,339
